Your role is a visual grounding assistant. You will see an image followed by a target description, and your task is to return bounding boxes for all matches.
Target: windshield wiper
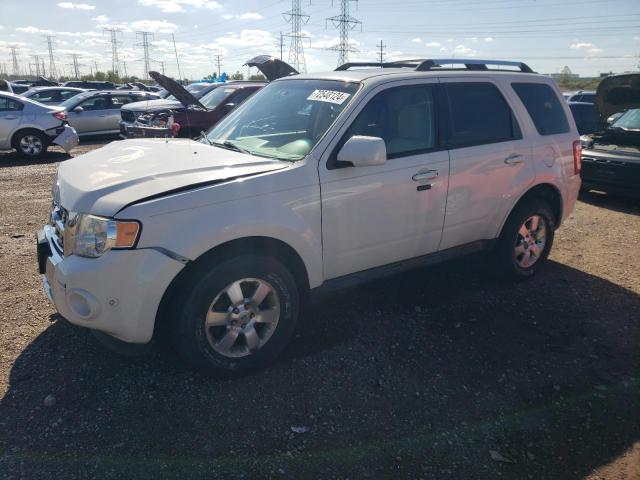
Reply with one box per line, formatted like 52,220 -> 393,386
209,139 -> 251,155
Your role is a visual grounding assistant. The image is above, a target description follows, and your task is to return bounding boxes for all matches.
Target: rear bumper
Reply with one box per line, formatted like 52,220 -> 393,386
562,174 -> 582,224
51,125 -> 79,153
38,224 -> 184,343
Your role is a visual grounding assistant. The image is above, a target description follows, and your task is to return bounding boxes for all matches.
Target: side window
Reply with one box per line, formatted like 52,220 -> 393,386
444,82 -> 521,148
343,84 -> 437,158
110,96 -> 134,108
512,83 -> 570,135
79,96 -> 109,111
0,97 -> 23,111
34,91 -> 59,103
59,90 -> 79,101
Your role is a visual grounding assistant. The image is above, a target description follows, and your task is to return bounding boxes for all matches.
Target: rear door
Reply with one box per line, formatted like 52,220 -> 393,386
0,95 -> 23,148
438,78 -> 534,250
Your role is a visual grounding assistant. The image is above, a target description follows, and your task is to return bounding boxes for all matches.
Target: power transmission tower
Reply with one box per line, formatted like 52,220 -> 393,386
32,55 -> 41,76
215,53 -> 222,77
283,0 -> 311,73
103,27 -> 122,75
377,39 -> 386,64
171,34 -> 183,80
41,58 -> 47,77
122,61 -> 128,78
278,32 -> 285,60
10,46 -> 20,76
44,35 -> 58,79
136,31 -> 154,79
68,54 -> 83,78
158,60 -> 165,75
326,0 -> 362,66
94,61 -> 99,74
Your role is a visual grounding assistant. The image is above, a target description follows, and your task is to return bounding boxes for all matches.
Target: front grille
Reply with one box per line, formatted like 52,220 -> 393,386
50,202 -> 66,254
121,110 -> 136,123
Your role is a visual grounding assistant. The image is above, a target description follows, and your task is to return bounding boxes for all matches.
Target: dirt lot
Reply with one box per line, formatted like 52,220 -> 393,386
0,141 -> 639,480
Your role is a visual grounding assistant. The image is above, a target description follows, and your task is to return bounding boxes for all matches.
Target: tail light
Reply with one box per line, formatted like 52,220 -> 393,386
52,111 -> 67,122
572,140 -> 581,175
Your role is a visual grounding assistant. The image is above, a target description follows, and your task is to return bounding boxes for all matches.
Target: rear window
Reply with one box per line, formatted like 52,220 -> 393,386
512,83 -> 570,135
444,82 -> 521,148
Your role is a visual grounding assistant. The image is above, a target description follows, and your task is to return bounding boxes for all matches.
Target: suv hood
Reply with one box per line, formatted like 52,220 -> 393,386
149,71 -> 205,110
56,139 -> 288,216
244,55 -> 298,81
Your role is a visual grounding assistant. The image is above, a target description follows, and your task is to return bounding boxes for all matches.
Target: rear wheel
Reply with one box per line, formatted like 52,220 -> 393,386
14,130 -> 48,159
495,199 -> 555,279
171,254 -> 300,375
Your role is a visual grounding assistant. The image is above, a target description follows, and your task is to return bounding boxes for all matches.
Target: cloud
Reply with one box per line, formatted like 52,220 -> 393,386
92,15 -> 109,23
239,12 -> 263,20
570,42 -> 595,49
411,38 -> 422,43
57,2 -> 95,10
588,48 -> 602,54
130,19 -> 178,33
425,42 -> 440,47
484,37 -> 494,43
452,44 -> 476,56
222,14 -> 233,19
16,26 -> 51,34
138,0 -> 221,13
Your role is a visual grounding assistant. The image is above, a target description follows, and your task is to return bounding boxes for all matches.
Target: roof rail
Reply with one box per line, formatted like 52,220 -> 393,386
335,58 -> 534,73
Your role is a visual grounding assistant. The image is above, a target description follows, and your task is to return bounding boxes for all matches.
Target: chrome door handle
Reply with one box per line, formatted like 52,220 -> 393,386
412,170 -> 439,181
504,154 -> 524,165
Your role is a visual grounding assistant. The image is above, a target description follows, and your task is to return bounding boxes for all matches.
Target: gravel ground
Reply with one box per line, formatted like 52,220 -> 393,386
1,141 -> 639,480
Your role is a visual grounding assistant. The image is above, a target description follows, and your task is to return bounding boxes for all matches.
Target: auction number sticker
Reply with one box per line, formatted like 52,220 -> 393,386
307,89 -> 351,104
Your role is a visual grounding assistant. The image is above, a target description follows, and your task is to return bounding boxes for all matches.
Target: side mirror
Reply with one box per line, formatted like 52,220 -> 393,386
337,135 -> 386,167
72,106 -> 84,113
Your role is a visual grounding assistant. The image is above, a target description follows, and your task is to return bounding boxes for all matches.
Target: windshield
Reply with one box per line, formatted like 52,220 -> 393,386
200,87 -> 235,109
205,79 -> 360,161
611,109 -> 640,131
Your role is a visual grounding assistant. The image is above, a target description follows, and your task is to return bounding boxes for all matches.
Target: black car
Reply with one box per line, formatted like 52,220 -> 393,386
567,90 -> 596,103
63,80 -> 117,90
569,101 -> 599,135
581,108 -> 640,196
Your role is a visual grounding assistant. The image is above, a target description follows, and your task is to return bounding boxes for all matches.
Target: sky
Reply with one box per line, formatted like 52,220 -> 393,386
0,0 -> 638,80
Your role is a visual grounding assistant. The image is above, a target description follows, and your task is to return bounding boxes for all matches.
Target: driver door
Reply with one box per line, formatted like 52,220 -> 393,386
319,81 -> 450,279
67,95 -> 110,134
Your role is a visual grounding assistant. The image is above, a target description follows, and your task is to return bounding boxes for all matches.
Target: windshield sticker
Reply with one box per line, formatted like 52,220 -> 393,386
307,89 -> 351,105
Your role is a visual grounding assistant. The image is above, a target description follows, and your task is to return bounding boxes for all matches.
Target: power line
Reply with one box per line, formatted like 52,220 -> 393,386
104,27 -> 122,75
326,0 -> 362,66
136,31 -> 154,79
283,0 -> 311,73
171,33 -> 183,80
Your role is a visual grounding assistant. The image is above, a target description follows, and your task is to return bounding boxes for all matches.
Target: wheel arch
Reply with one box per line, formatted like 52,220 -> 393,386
153,236 -> 311,339
10,127 -> 48,149
499,183 -> 563,236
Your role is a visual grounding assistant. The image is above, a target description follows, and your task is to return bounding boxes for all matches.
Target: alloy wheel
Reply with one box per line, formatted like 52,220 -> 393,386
514,214 -> 547,268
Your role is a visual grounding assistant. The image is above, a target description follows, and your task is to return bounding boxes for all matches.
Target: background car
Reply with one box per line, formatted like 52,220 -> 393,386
0,91 -> 78,158
568,101 -> 599,135
119,82 -> 222,133
60,90 -> 159,137
22,87 -> 87,105
566,90 -> 596,103
62,80 -> 117,90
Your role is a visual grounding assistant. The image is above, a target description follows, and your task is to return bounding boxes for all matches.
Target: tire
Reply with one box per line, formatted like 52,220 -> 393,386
171,254 -> 300,375
14,129 -> 49,159
494,198 -> 555,280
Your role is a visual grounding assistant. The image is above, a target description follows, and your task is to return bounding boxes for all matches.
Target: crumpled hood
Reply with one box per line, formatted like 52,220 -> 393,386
57,138 -> 288,216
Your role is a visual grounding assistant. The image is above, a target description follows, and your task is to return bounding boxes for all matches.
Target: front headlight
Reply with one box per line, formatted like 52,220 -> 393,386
67,213 -> 140,258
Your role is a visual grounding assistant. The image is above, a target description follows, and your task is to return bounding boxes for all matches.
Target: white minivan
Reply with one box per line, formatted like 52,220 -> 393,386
38,59 -> 581,374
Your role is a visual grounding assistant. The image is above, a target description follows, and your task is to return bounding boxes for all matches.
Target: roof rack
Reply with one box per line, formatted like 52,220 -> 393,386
335,58 -> 534,73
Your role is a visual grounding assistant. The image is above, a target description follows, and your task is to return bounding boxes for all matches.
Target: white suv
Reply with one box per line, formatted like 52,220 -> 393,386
37,59 -> 581,374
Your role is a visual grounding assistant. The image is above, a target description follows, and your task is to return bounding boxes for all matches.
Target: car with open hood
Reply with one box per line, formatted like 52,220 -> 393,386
37,58 -> 581,375
120,56 -> 298,139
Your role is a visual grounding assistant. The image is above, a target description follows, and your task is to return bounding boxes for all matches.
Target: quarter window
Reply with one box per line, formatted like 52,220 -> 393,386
343,85 -> 437,158
444,82 -> 521,148
0,97 -> 23,111
512,83 -> 570,135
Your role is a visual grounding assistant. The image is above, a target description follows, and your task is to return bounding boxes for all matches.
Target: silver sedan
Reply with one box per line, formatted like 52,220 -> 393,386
60,90 -> 159,136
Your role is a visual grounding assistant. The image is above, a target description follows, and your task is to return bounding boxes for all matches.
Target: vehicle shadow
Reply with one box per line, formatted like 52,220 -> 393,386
579,189 -> 640,216
0,137 -> 117,168
1,259 -> 638,479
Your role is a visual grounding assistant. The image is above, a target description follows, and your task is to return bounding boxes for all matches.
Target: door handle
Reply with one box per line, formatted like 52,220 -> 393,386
412,170 -> 439,182
504,154 -> 524,165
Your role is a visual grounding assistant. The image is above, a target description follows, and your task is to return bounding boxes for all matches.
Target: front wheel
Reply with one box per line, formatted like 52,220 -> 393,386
171,254 -> 300,375
494,199 -> 555,279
